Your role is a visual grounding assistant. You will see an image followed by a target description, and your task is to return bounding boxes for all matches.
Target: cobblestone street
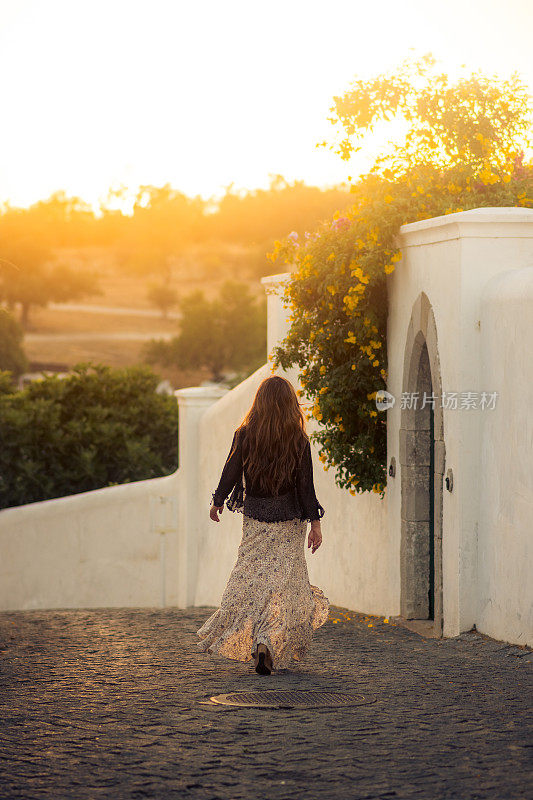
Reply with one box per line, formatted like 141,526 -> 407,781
0,605 -> 531,799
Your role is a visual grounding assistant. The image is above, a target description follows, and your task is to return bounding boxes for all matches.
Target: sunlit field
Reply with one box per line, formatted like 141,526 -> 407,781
0,178 -> 355,388
19,240 -> 269,386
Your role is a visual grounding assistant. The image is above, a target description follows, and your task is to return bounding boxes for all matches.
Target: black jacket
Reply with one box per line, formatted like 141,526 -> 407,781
211,426 -> 325,523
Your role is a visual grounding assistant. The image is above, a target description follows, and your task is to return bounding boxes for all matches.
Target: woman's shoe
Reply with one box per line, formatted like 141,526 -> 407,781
255,643 -> 273,675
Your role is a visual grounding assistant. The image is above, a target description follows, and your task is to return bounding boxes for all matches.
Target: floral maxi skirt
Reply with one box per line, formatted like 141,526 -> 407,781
196,514 -> 330,670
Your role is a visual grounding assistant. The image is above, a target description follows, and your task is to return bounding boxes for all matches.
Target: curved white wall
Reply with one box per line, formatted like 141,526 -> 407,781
477,267 -> 533,644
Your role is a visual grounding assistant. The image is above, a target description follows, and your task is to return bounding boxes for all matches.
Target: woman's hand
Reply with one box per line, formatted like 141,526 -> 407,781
210,504 -> 224,522
308,522 -> 322,554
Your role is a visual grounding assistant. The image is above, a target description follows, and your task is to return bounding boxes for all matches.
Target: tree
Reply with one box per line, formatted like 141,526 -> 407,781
0,309 -> 28,380
146,280 -> 179,318
0,206 -> 102,328
143,279 -> 267,381
116,184 -> 206,278
206,175 -> 353,244
26,191 -> 98,247
269,55 -> 533,497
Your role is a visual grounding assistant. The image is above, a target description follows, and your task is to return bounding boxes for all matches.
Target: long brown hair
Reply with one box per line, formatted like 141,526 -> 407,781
237,375 -> 309,494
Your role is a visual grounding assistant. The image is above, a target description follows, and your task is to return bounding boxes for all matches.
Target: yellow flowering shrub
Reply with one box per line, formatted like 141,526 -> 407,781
269,55 -> 533,497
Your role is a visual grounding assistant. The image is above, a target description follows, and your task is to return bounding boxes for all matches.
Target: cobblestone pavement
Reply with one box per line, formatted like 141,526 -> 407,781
0,605 -> 531,800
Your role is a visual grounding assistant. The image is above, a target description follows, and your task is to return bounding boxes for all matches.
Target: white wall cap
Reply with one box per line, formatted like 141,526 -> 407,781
174,385 -> 228,406
260,272 -> 292,290
399,206 -> 533,247
0,471 -> 179,517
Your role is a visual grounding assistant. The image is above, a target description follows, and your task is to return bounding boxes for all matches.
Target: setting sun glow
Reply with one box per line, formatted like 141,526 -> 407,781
1,0 -> 532,209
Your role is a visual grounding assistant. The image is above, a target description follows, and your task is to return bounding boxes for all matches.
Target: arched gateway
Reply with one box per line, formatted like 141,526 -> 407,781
399,292 -> 445,636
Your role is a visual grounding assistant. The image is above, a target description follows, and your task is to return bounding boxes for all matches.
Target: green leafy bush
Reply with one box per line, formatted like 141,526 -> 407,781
0,363 -> 179,509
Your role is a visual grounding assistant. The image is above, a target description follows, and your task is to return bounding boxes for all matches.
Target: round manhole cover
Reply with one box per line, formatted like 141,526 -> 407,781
208,690 -> 376,708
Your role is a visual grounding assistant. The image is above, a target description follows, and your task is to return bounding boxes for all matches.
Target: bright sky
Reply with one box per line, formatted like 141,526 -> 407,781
0,0 -> 532,209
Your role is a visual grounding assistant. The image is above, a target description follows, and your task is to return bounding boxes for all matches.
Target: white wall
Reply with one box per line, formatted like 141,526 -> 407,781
174,385 -> 229,607
0,472 -> 180,610
477,267 -> 533,645
389,208 -> 533,641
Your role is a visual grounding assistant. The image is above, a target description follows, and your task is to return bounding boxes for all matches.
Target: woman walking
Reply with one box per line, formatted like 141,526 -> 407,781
196,375 -> 330,675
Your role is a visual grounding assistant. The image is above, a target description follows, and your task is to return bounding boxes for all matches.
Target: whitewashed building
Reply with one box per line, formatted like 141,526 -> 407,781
1,207 -> 532,648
